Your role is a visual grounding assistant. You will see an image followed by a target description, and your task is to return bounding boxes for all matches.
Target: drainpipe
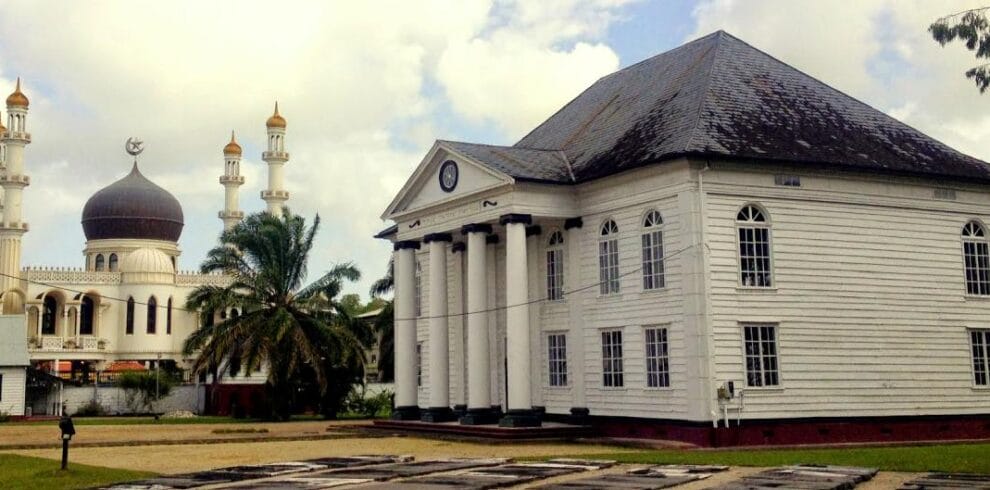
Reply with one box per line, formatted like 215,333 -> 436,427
698,161 -> 718,429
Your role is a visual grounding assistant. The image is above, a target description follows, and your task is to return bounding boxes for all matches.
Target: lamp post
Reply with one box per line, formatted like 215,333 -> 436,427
58,412 -> 75,470
155,352 -> 162,415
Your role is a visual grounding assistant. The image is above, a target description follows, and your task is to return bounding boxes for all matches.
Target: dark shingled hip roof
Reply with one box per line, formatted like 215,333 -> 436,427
457,30 -> 990,184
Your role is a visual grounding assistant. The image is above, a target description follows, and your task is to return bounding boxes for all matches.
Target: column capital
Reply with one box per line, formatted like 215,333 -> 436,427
461,223 -> 492,235
486,234 -> 500,245
451,242 -> 466,253
564,217 -> 584,230
423,232 -> 453,243
499,213 -> 532,226
525,225 -> 542,237
394,240 -> 421,251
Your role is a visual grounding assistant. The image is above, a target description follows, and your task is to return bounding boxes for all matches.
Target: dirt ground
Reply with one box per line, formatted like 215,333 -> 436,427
0,420 -> 363,448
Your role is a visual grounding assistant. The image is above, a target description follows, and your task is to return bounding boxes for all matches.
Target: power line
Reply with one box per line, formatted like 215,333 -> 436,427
4,242 -> 696,322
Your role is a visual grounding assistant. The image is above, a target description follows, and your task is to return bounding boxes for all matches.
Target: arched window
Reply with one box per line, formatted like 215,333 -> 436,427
108,253 -> 119,272
147,296 -> 157,334
599,219 -> 620,295
963,221 -> 990,295
414,259 -> 422,317
94,254 -> 105,271
166,297 -> 173,335
80,296 -> 94,336
546,230 -> 565,300
125,297 -> 135,334
642,210 -> 665,290
41,296 -> 57,335
737,205 -> 772,287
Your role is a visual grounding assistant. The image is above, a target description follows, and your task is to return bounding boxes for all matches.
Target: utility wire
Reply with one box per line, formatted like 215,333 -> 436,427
4,242 -> 696,322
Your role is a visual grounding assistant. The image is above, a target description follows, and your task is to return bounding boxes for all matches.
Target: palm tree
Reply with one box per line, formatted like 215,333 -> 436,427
183,210 -> 366,420
370,259 -> 394,382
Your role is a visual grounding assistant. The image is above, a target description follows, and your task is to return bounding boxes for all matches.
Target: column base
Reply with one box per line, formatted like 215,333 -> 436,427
420,406 -> 457,423
532,406 -> 546,420
453,404 -> 468,417
391,405 -> 421,421
569,407 -> 590,425
459,407 -> 499,425
491,404 -> 504,419
499,409 -> 542,428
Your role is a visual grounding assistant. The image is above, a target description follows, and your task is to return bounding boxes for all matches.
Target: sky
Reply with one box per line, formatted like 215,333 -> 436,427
0,0 -> 987,301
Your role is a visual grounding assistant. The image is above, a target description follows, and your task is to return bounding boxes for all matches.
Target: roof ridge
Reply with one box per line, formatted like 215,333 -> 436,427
682,32 -> 724,154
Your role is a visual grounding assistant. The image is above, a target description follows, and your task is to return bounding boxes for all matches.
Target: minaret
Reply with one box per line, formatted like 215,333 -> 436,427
262,102 -> 288,217
219,131 -> 245,231
0,78 -> 30,313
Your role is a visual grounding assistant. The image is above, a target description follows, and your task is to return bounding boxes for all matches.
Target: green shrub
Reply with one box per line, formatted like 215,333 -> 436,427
74,400 -> 107,416
116,371 -> 175,413
0,410 -> 10,423
345,387 -> 393,418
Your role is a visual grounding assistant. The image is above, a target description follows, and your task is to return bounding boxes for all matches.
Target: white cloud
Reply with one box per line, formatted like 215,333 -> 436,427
0,0 -> 633,298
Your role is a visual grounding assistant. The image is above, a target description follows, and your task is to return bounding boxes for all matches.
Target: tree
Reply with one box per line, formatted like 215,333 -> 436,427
930,7 -> 990,93
369,259 -> 395,382
183,210 -> 367,420
117,371 -> 174,413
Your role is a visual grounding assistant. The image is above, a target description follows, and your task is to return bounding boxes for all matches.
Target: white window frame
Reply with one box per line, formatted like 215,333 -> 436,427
736,204 -> 773,288
599,219 -> 620,295
601,329 -> 624,388
641,210 -> 665,291
547,332 -> 568,387
971,329 -> 990,388
963,221 -> 990,296
644,326 -> 670,389
743,323 -> 780,388
546,230 -> 565,301
414,259 -> 423,317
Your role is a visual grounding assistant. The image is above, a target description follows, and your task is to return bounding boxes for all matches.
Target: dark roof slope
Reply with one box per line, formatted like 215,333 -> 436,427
500,30 -> 990,183
441,141 -> 573,183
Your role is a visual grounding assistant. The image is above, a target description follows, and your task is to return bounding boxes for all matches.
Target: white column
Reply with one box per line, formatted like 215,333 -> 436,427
422,233 -> 454,421
461,223 -> 495,424
526,226 -> 543,412
565,218 -> 589,421
392,241 -> 420,420
450,243 -> 467,413
500,214 -> 539,426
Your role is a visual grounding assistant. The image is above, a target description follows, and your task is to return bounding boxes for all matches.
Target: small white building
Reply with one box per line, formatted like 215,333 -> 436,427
0,315 -> 28,416
377,31 -> 990,445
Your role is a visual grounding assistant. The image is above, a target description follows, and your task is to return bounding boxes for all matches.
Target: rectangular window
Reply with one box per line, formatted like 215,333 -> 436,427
739,227 -> 772,287
414,260 -> 423,317
601,330 -> 624,387
642,230 -> 664,290
744,324 -> 779,387
964,241 -> 990,295
0,374 -> 3,401
774,174 -> 801,187
972,330 -> 990,386
547,248 -> 564,301
599,239 -> 620,295
416,342 -> 422,387
547,333 -> 567,387
644,327 -> 670,388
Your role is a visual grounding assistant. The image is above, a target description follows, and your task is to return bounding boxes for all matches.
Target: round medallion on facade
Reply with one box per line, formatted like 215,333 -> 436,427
439,160 -> 458,193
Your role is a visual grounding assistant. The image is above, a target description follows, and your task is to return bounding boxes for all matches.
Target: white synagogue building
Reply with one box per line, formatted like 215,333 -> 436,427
377,31 -> 990,446
0,81 -> 292,384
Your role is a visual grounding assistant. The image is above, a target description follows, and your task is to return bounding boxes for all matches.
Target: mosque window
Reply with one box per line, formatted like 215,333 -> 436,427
126,297 -> 135,334
80,296 -> 94,336
166,297 -> 173,335
109,253 -> 119,272
94,254 -> 105,271
147,296 -> 157,334
41,296 -> 57,335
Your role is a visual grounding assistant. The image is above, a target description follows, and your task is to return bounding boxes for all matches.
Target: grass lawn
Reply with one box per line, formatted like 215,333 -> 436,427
566,442 -> 990,473
0,453 -> 154,490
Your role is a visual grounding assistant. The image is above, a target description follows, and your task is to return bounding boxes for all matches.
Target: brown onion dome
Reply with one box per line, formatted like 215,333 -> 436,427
266,101 -> 286,128
81,164 -> 184,242
6,78 -> 28,108
0,116 -> 5,134
223,130 -> 242,156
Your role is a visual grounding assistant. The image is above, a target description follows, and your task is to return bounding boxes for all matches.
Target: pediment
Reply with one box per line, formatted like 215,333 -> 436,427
383,141 -> 514,218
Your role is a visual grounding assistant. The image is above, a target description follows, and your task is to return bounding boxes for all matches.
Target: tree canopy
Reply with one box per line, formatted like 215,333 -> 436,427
930,7 -> 990,93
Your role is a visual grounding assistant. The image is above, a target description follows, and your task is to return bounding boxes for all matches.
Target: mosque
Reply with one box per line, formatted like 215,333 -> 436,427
0,79 -> 291,383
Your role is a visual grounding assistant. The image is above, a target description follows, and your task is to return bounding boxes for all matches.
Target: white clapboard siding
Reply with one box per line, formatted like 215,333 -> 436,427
706,167 -> 990,420
0,368 -> 26,416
